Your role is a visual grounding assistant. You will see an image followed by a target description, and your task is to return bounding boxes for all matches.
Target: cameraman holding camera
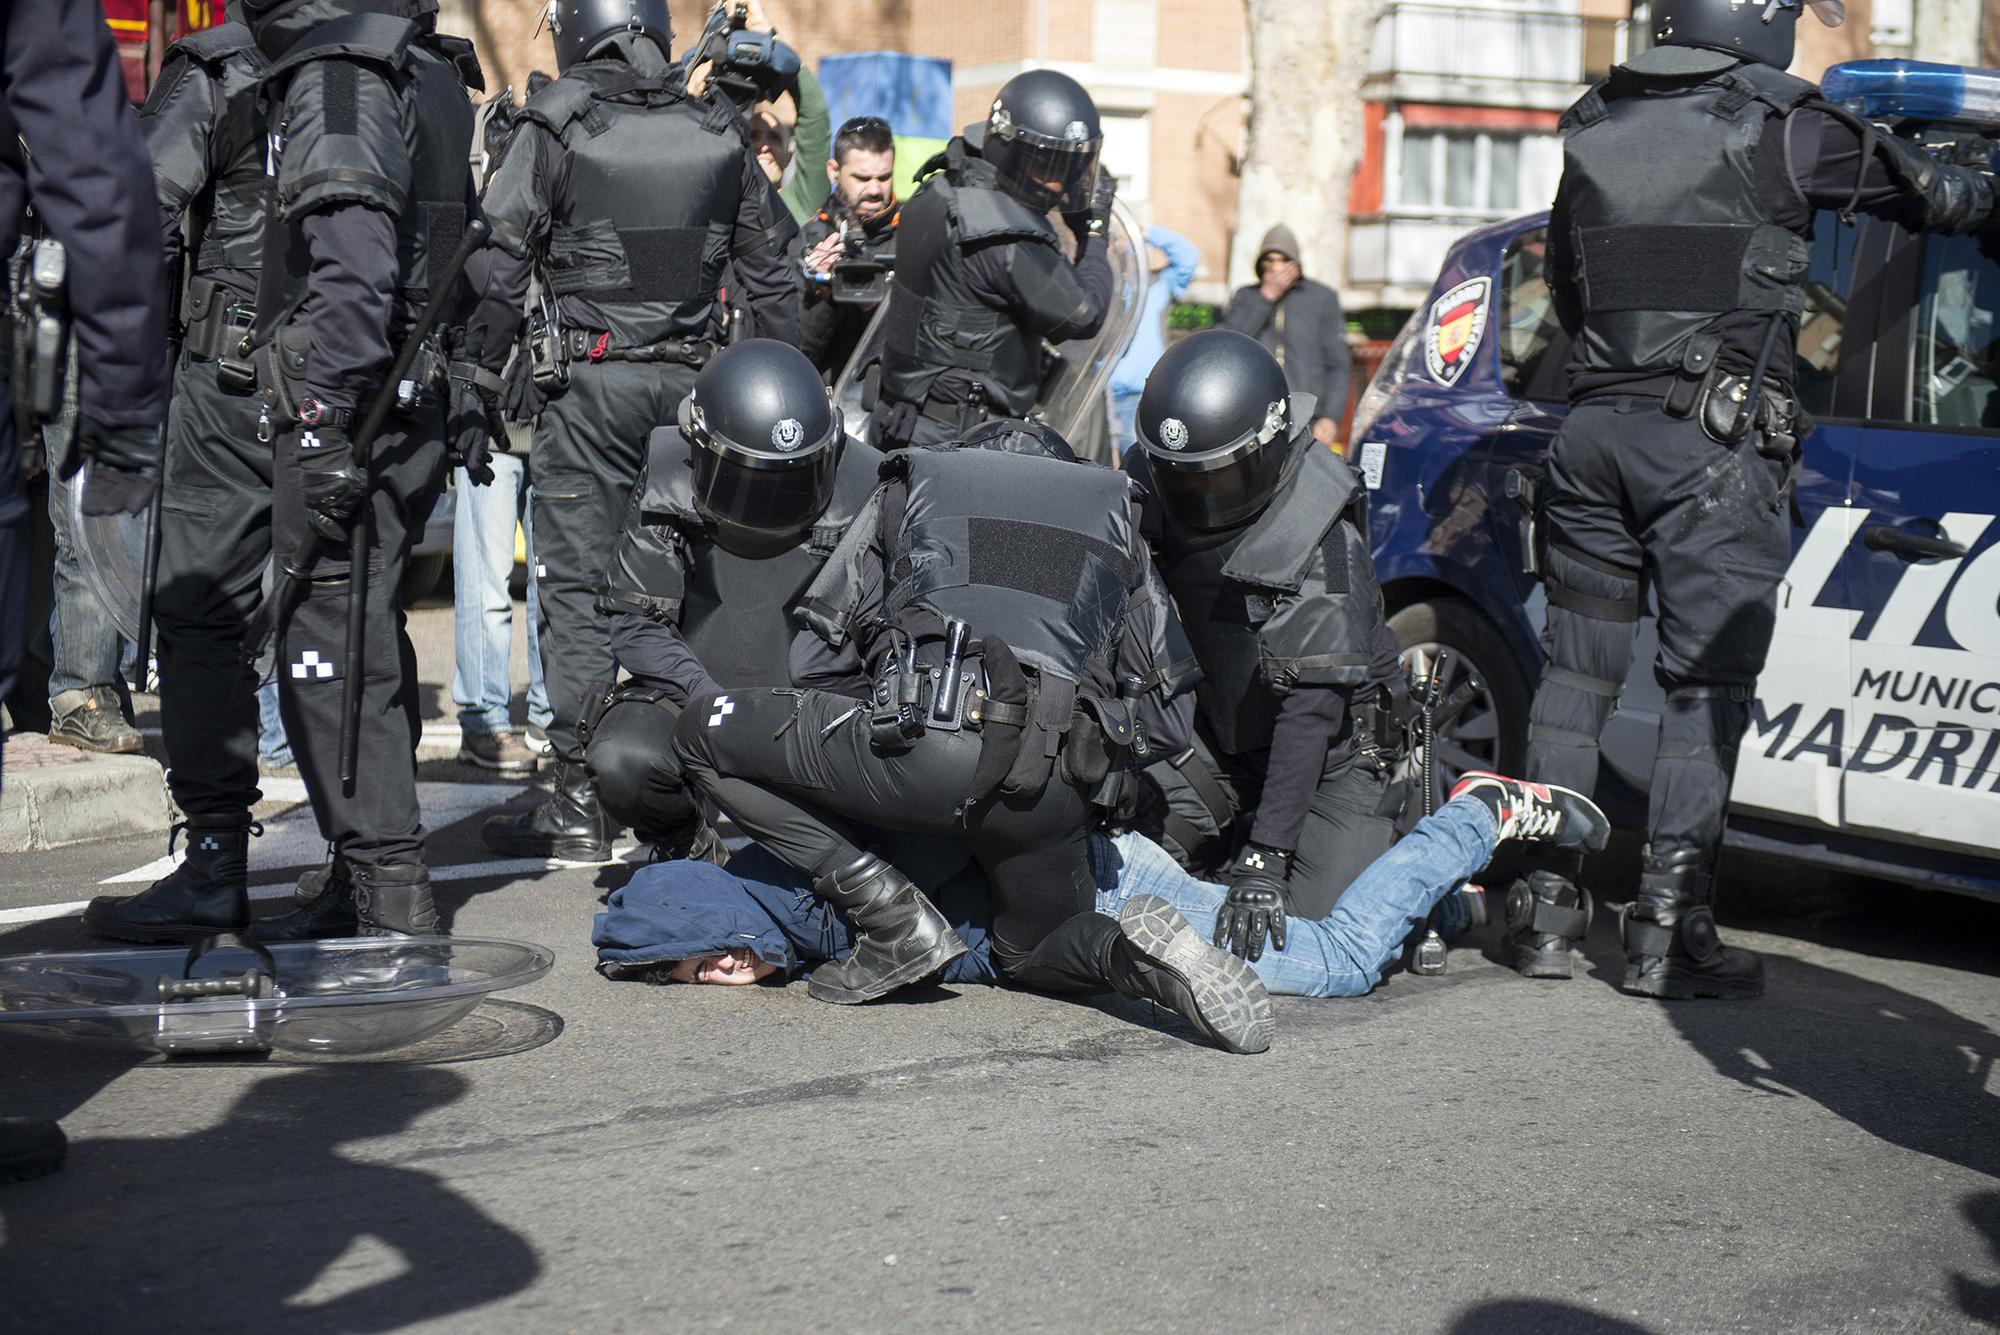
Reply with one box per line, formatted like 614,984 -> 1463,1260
797,115 -> 899,381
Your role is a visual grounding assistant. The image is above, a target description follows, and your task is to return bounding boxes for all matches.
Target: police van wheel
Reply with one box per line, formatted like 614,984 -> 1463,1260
1388,597 -> 1530,816
401,553 -> 448,605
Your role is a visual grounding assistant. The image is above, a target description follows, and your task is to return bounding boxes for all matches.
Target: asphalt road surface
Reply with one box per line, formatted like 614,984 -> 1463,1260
3,599 -> 1998,1333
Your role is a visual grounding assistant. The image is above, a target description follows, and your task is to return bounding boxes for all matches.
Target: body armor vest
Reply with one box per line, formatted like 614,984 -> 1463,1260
1558,60 -> 1819,388
885,446 -> 1135,689
1145,437 -> 1384,757
518,64 -> 744,347
879,143 -> 1059,417
160,24 -> 269,287
252,14 -> 473,341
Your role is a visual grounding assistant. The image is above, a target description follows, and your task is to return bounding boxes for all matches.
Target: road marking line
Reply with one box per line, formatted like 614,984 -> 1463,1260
1,845 -> 643,927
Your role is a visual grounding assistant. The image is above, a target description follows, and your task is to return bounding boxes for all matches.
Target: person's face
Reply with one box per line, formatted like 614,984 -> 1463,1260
666,948 -> 778,986
749,109 -> 791,187
829,147 -> 896,221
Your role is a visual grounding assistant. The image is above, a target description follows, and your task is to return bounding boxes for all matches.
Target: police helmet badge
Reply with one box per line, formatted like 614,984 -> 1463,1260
1159,418 -> 1190,451
771,418 -> 805,452
1063,120 -> 1089,142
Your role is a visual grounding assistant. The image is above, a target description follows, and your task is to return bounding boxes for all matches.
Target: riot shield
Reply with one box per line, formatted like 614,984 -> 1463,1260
832,197 -> 1151,462
71,464 -> 149,646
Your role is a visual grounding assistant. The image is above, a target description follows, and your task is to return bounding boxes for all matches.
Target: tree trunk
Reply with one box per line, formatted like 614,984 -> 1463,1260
1229,0 -> 1391,293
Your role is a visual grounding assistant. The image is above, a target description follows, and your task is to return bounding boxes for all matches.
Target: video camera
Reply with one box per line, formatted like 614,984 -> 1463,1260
829,229 -> 893,306
684,3 -> 800,111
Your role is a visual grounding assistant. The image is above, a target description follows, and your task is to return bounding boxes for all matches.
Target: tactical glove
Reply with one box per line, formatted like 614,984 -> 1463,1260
296,421 -> 367,542
1086,168 -> 1119,237
446,364 -> 506,486
1214,843 -> 1291,963
71,418 -> 162,516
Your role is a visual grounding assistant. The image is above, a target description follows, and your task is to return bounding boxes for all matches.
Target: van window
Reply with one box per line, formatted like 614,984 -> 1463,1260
1794,213 -> 1859,419
1497,227 -> 1565,400
1909,231 -> 2000,432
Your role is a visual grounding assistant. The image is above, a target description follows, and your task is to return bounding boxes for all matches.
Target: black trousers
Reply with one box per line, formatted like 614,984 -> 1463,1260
1134,730 -> 1400,919
673,685 -> 1117,992
154,360 -> 445,868
585,688 -> 700,842
531,360 -> 698,764
1525,397 -> 1792,864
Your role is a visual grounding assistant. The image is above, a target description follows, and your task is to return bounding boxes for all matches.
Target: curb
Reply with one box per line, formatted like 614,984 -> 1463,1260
1,738 -> 171,852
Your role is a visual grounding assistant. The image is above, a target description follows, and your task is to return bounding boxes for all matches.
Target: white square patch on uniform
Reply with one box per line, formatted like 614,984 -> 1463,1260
290,649 -> 335,680
707,695 -> 735,728
1358,441 -> 1388,491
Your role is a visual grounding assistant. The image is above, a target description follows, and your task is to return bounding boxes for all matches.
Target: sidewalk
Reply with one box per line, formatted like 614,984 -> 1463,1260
0,732 -> 169,852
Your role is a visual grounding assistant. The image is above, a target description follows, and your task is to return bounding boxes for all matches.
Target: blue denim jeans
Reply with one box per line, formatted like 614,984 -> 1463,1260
44,427 -> 129,699
451,453 -> 549,735
257,679 -> 292,768
1110,389 -> 1140,456
1092,795 -> 1499,997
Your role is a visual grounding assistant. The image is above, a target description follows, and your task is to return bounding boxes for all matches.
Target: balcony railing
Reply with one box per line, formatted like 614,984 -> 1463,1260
1366,3 -> 1633,88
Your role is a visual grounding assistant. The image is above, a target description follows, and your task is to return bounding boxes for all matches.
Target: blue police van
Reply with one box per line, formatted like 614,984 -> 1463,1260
1352,60 -> 2000,900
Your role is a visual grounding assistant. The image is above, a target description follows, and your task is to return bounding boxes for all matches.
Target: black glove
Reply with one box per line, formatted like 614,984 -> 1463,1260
447,367 -> 504,486
1214,843 -> 1291,963
296,421 -> 368,542
1085,168 -> 1119,238
71,418 -> 162,516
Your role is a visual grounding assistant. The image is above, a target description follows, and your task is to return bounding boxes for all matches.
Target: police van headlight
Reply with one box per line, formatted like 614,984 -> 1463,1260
1348,305 -> 1426,450
1823,59 -> 2000,127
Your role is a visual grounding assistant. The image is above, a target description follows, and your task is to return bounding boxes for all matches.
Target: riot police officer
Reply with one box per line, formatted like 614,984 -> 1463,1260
1123,330 -> 1404,963
1513,0 -> 2000,998
871,69 -> 1116,447
84,0 -> 485,944
581,338 -> 881,860
671,441 -> 1275,1054
0,0 -> 176,1186
463,0 -> 801,863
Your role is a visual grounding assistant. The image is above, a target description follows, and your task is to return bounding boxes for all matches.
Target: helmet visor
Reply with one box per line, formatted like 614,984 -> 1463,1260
990,126 -> 1102,214
1147,433 -> 1293,533
691,446 -> 840,540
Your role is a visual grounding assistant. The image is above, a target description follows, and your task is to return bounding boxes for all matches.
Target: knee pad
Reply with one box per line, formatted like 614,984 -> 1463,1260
1504,868 -> 1594,943
1531,544 -> 1641,748
1658,684 -> 1753,775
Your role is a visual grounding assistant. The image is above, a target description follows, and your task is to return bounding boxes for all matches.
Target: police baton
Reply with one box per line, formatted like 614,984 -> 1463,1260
246,218 -> 492,788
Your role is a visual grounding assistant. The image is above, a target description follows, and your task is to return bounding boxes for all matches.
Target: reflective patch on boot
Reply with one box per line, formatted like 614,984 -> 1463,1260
707,694 -> 734,728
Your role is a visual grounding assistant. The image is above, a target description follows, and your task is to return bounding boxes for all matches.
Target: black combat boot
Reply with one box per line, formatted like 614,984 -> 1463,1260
1621,845 -> 1763,1000
481,761 -> 613,861
1104,895 -> 1273,1054
82,817 -> 256,943
352,863 -> 441,937
1503,853 -> 1593,980
805,852 -> 967,1004
642,811 -> 728,867
255,857 -> 358,940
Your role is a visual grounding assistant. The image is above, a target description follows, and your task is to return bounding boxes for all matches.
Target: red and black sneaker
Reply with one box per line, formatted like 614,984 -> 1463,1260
1447,772 -> 1611,854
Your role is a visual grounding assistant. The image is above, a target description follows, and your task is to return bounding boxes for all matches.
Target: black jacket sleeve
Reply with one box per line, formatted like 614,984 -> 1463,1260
1246,685 -> 1348,853
460,120 -> 558,370
733,154 -> 802,347
597,467 -> 721,704
964,229 -> 1114,343
139,50 -> 217,258
1786,105 -> 1996,233
2,0 -> 171,429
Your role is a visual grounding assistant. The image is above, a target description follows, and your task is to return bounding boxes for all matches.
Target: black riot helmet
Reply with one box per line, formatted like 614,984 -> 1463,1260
1653,0 -> 1844,70
242,0 -> 411,59
981,70 -> 1103,214
1135,330 -> 1303,532
542,0 -> 672,72
680,340 -> 845,547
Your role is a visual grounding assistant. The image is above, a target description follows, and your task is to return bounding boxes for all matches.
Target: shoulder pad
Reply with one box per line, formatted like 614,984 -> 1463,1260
421,32 -> 485,93
167,20 -> 261,70
1223,437 -> 1362,594
639,428 -> 703,525
516,74 -> 601,134
809,438 -> 886,550
1560,80 -> 1610,131
264,12 -> 415,82
1725,61 -> 1818,112
952,182 -> 1057,246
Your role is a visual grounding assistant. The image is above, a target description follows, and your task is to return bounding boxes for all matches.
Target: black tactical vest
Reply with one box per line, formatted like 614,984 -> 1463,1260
1558,60 -> 1819,388
879,142 -> 1060,417
1140,436 -> 1385,757
517,63 -> 745,348
153,23 -> 268,285
252,14 -> 473,339
885,445 -> 1136,690
626,430 -> 885,685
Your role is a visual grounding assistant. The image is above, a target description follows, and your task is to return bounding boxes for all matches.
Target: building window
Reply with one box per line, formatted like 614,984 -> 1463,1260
1392,127 -> 1555,215
1100,109 -> 1151,204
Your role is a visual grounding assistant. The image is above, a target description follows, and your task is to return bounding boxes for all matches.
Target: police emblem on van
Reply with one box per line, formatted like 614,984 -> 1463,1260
1426,277 -> 1491,388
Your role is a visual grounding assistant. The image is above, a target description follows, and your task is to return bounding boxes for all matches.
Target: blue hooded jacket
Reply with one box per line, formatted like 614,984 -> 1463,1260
593,843 -> 1000,985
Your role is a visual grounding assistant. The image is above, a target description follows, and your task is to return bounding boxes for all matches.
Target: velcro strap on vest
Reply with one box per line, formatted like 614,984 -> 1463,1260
1579,224 -> 1751,313
1568,88 -> 1608,127
1542,664 -> 1624,698
885,293 -> 1001,372
1710,77 -> 1758,120
550,225 -> 710,302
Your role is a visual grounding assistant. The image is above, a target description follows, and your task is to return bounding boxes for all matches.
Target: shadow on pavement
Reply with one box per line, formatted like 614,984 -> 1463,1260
1957,1190 -> 2000,1325
1596,951 -> 2000,1181
1446,1298 -> 1653,1332
0,1067 -> 539,1330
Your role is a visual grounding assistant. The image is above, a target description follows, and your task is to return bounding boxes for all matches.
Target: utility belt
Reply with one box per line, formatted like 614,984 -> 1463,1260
562,328 -> 714,368
1592,333 -> 1806,461
182,278 -> 259,392
866,619 -> 1141,814
254,322 -> 449,440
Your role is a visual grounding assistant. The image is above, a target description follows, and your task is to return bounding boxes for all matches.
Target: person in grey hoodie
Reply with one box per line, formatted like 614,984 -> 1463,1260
1221,224 -> 1352,448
